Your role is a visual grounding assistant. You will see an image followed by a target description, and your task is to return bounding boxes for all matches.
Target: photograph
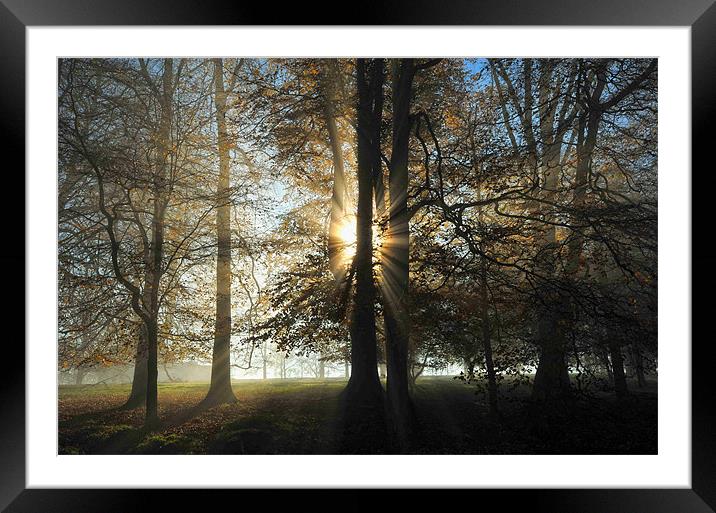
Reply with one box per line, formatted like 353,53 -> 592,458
56,56 -> 659,456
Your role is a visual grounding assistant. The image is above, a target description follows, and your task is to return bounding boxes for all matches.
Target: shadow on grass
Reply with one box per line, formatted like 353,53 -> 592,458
334,386 -> 391,454
59,398 -> 217,454
58,378 -> 658,455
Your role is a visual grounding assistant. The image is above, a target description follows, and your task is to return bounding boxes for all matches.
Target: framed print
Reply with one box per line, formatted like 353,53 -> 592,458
3,0 -> 715,511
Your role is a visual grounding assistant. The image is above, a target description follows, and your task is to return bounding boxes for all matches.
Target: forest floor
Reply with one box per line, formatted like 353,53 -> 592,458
58,376 -> 657,455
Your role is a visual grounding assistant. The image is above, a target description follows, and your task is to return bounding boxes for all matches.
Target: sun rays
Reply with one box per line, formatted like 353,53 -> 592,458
337,215 -> 358,260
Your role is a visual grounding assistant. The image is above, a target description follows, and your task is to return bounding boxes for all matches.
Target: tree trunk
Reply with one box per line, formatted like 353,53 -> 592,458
528,60 -> 575,415
204,58 -> 237,406
123,261 -> 154,409
163,363 -> 177,382
531,291 -> 572,410
630,343 -> 647,388
473,175 -> 498,417
609,339 -> 628,399
383,58 -> 414,448
344,59 -> 383,409
532,317 -> 571,402
479,261 -> 499,417
145,186 -> 166,428
75,367 -> 86,385
323,61 -> 349,280
123,324 -> 148,408
319,358 -> 325,379
601,345 -> 614,387
530,176 -> 572,409
463,358 -> 475,381
143,58 -> 175,429
344,360 -> 350,379
145,318 -> 160,427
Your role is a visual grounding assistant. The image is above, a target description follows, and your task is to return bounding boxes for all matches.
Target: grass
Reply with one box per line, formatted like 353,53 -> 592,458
58,376 -> 657,455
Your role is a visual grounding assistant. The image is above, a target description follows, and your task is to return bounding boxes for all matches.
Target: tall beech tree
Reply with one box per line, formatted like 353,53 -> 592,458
381,58 -> 442,445
381,58 -> 415,445
322,59 -> 351,281
60,58 -> 220,427
62,58 -> 177,427
344,58 -> 383,410
203,58 -> 239,405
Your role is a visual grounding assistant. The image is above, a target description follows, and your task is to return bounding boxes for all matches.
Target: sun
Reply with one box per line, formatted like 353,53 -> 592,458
338,217 -> 357,259
332,214 -> 385,270
338,219 -> 357,246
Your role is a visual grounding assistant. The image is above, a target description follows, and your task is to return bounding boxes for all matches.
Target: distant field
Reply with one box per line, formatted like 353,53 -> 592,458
58,377 -> 657,455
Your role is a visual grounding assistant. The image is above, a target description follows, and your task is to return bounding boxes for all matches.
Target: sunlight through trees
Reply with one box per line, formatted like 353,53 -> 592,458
58,57 -> 658,453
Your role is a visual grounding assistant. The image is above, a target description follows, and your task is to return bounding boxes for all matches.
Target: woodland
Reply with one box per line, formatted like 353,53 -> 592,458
58,57 -> 658,454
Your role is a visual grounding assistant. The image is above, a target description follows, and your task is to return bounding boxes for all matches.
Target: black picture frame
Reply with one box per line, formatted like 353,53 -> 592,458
2,1 -> 714,511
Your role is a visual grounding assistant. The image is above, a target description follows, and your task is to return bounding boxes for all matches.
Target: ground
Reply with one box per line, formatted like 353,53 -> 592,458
58,376 -> 657,455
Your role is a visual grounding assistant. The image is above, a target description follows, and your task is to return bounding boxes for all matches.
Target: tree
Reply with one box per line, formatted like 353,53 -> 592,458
343,58 -> 384,409
203,58 -> 239,406
381,58 -> 416,446
60,58 -> 215,428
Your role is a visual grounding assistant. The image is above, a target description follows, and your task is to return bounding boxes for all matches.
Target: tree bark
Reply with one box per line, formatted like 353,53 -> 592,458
601,345 -> 614,386
479,261 -> 499,417
145,317 -> 160,427
75,367 -> 86,385
162,363 -> 178,382
204,58 -> 237,406
630,343 -> 647,388
262,350 -> 268,380
609,339 -> 628,398
145,182 -> 165,427
463,358 -> 475,381
383,58 -> 415,448
323,61 -> 349,281
344,59 -> 383,408
142,58 -> 175,429
124,266 -> 153,409
337,60 -> 389,454
530,59 -> 573,412
473,174 -> 499,417
123,325 -> 148,408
